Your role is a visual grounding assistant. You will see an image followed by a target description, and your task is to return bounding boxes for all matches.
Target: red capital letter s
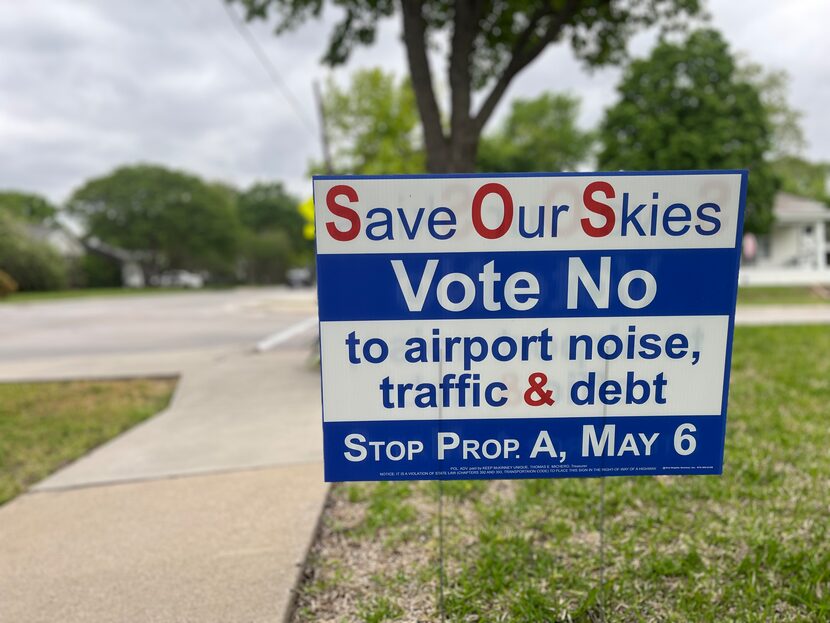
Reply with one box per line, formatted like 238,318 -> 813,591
325,185 -> 360,242
581,181 -> 616,237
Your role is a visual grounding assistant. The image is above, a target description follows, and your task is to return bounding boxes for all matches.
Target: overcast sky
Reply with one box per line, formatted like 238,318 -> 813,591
1,0 -> 828,204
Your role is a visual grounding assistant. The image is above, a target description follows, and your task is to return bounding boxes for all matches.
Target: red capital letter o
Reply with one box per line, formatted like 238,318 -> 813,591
472,183 -> 513,240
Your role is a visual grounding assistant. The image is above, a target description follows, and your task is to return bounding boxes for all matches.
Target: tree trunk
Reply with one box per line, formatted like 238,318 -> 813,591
400,0 -> 450,173
400,0 -> 484,174
399,0 -> 583,175
445,0 -> 479,173
447,123 -> 479,172
422,118 -> 479,174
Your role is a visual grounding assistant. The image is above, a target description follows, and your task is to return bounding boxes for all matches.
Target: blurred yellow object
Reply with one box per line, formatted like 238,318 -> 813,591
298,197 -> 315,241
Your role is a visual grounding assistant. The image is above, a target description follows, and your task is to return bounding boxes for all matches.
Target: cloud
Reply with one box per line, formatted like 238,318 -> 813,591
0,0 -> 327,201
0,0 -> 828,205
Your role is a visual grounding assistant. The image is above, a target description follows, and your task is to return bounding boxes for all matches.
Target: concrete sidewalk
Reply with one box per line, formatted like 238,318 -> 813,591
734,303 -> 830,325
34,349 -> 323,489
0,464 -> 326,623
0,324 -> 326,623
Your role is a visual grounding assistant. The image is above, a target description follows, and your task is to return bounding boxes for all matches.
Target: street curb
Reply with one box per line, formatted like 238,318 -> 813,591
282,483 -> 332,623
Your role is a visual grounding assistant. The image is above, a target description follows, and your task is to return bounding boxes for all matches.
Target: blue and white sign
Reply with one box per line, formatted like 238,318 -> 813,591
313,171 -> 747,482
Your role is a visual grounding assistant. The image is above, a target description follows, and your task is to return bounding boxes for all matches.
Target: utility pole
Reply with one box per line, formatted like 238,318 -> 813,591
313,80 -> 334,175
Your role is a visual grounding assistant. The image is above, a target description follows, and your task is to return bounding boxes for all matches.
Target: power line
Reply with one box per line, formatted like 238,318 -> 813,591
217,0 -> 317,135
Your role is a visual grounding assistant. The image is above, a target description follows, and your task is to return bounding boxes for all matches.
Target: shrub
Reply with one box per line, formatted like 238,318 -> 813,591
0,269 -> 17,297
0,211 -> 68,291
78,254 -> 122,288
239,229 -> 296,284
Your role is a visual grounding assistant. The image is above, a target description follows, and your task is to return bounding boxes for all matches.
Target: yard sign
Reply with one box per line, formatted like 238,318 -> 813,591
313,171 -> 747,482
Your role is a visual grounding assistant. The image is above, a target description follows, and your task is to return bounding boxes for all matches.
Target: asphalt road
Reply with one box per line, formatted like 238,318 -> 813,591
0,287 -> 317,380
2,288 -> 828,382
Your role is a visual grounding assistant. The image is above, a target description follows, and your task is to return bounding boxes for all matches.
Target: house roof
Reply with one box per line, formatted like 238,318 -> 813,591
773,192 -> 830,223
25,223 -> 84,257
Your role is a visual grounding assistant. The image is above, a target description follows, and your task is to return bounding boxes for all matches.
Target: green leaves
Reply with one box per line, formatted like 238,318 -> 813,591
599,29 -> 779,233
774,156 -> 830,205
60,165 -> 313,286
317,69 -> 425,175
0,211 -> 67,291
236,182 -> 311,284
233,1 -> 704,172
477,92 -> 594,172
0,191 -> 57,225
319,69 -> 595,176
0,191 -> 65,291
66,165 -> 240,276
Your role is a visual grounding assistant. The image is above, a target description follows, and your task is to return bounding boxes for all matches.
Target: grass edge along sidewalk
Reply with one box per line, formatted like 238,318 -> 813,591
0,378 -> 176,505
292,324 -> 830,623
736,286 -> 830,306
0,287 -> 199,304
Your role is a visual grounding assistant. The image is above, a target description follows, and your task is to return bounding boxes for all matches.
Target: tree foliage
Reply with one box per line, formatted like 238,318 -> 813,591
239,229 -> 296,284
79,254 -> 123,288
317,69 -> 424,175
0,211 -> 67,291
67,165 -> 240,276
238,182 -> 303,233
233,0 -> 702,172
318,68 -> 594,175
477,92 -> 593,172
738,63 -> 806,161
236,182 -> 311,283
0,191 -> 57,224
774,156 -> 830,204
598,29 -> 779,233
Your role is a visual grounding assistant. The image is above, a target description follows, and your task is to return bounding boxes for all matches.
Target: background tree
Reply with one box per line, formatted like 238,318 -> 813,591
237,182 -> 312,283
67,165 -> 240,279
477,92 -> 593,172
239,229 -> 296,284
774,156 -> 830,204
0,191 -> 57,224
598,29 -> 778,233
737,65 -> 830,206
315,69 -> 424,174
238,181 -> 306,237
0,210 -> 67,291
738,64 -> 806,161
233,0 -> 702,173
316,68 -> 594,174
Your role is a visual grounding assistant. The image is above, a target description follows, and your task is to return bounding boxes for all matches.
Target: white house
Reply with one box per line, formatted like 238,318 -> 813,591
26,223 -> 84,258
26,223 -> 147,288
740,192 -> 830,286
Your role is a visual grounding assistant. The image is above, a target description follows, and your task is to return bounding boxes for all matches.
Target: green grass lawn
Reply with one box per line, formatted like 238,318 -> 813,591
295,325 -> 830,623
0,287 -> 192,304
0,379 -> 175,504
736,286 -> 830,305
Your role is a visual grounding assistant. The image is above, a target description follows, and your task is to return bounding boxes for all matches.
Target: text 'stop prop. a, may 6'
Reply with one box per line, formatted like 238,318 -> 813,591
313,171 -> 747,482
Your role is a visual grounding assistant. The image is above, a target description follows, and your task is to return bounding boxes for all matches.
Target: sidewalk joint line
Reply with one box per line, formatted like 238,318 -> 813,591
28,460 -> 325,495
255,316 -> 318,352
